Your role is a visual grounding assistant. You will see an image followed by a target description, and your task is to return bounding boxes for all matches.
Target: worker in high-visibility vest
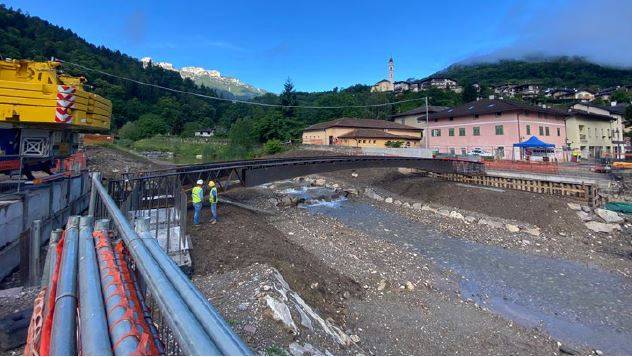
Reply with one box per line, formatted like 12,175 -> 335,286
208,180 -> 218,224
192,179 -> 204,225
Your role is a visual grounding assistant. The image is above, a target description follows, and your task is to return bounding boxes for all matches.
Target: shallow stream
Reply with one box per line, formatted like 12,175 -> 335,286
297,187 -> 632,354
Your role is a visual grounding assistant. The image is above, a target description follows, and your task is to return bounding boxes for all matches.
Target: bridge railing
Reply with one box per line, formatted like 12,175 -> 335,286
89,173 -> 251,355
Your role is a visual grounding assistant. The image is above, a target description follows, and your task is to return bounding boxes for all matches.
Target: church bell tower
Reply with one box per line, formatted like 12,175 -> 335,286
388,57 -> 394,84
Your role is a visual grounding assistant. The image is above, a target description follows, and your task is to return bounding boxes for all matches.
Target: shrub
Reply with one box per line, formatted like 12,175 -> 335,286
263,139 -> 284,154
385,140 -> 403,148
118,121 -> 143,141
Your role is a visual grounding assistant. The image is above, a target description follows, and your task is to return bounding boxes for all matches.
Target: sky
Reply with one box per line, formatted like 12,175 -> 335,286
4,0 -> 632,93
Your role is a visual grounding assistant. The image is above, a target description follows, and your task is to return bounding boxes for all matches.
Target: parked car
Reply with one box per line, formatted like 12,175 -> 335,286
467,148 -> 493,157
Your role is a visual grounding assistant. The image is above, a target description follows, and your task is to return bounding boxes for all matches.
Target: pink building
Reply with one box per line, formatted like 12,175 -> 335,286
424,99 -> 568,160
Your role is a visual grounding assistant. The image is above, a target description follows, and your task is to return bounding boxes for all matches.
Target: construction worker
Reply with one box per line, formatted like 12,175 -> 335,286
192,179 -> 204,225
208,180 -> 218,224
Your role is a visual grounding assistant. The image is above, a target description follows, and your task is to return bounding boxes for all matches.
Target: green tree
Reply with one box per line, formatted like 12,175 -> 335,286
461,83 -> 478,103
611,90 -> 632,104
254,111 -> 296,142
181,121 -> 204,137
279,78 -> 297,118
136,113 -> 169,137
263,139 -> 284,154
156,97 -> 183,134
624,105 -> 632,129
229,118 -> 257,149
118,121 -> 143,141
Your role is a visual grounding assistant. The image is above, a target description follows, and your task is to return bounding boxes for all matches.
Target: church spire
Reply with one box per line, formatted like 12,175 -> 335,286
388,57 -> 394,84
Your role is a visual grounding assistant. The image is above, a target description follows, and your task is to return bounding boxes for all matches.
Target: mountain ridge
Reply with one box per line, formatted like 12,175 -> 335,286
142,57 -> 266,99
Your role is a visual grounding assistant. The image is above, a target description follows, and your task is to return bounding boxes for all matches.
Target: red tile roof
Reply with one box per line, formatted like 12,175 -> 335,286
304,118 -> 421,131
337,128 -> 421,140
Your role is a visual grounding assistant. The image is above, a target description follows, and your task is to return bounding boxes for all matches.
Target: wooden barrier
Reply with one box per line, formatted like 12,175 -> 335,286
433,172 -> 601,206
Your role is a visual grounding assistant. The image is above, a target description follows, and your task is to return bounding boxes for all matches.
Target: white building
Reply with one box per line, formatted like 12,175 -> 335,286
194,128 -> 215,137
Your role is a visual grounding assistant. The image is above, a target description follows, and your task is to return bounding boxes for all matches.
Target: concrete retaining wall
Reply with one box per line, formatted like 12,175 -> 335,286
0,172 -> 90,281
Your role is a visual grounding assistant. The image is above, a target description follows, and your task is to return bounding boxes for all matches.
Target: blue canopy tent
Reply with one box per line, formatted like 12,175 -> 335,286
513,136 -> 555,148
513,136 -> 555,161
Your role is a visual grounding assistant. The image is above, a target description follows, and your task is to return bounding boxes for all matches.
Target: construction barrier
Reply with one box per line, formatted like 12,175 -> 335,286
484,160 -> 559,174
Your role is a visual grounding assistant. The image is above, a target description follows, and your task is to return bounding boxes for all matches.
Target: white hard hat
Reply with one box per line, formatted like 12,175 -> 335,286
196,179 -> 204,185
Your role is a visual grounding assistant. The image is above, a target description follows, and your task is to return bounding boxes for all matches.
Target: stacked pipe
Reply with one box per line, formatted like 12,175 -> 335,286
90,174 -> 252,355
24,216 -> 162,355
26,174 -> 252,355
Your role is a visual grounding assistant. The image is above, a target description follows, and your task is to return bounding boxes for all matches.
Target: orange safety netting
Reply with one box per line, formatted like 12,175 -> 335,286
93,230 -> 160,355
114,241 -> 164,355
52,152 -> 87,174
38,233 -> 65,356
23,288 -> 47,356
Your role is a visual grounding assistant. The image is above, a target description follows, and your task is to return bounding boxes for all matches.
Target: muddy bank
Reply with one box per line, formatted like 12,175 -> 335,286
377,172 -> 590,235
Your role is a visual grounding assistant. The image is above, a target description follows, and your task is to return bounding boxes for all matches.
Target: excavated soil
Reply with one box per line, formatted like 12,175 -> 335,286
187,203 -> 363,324
376,172 -> 590,236
320,167 -> 589,236
85,146 -> 168,179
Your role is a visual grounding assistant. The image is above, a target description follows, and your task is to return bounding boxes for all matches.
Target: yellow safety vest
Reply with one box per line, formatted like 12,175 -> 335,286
209,187 -> 218,203
192,186 -> 203,204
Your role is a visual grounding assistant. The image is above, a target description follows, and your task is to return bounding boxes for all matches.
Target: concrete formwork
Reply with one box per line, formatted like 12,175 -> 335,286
130,207 -> 192,270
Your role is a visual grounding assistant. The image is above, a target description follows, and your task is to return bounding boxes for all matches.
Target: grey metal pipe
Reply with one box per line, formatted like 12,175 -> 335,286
50,216 -> 80,356
41,229 -> 62,289
135,218 -> 252,355
91,177 -> 221,355
78,216 -> 112,356
88,172 -> 101,217
29,219 -> 42,286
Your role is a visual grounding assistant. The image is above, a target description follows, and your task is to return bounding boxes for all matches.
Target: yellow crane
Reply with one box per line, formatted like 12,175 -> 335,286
0,59 -> 112,178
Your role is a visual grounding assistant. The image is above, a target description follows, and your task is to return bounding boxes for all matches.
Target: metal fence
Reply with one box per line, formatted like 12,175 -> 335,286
89,173 -> 251,355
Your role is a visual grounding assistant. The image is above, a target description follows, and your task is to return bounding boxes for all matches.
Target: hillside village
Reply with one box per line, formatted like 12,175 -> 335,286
336,58 -> 632,161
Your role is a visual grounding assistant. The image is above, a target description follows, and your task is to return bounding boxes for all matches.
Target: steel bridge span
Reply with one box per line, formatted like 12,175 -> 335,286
118,155 -> 485,188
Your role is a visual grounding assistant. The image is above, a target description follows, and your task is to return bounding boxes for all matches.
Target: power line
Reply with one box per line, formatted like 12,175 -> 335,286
57,59 -> 426,109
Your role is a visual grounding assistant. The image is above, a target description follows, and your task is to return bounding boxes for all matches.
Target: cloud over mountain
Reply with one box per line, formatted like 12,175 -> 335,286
464,0 -> 632,67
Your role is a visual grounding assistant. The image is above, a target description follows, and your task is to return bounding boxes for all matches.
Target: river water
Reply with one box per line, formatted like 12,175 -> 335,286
303,196 -> 632,354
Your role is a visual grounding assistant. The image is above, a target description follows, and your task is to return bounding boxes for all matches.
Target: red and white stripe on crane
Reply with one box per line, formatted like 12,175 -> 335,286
54,85 -> 76,123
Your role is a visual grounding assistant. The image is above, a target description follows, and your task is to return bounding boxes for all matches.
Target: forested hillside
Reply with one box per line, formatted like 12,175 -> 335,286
437,57 -> 632,88
0,5 -> 441,145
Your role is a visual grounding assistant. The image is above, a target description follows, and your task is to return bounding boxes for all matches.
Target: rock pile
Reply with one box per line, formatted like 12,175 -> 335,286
363,188 -> 543,236
566,202 -> 626,234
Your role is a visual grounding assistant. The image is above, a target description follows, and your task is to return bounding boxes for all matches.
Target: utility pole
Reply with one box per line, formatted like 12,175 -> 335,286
425,96 -> 429,149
